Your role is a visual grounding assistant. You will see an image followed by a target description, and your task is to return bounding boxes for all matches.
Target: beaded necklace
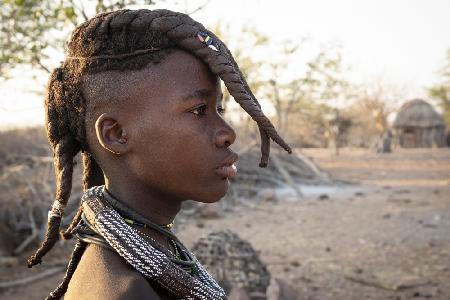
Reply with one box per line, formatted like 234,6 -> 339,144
123,217 -> 181,260
77,186 -> 221,299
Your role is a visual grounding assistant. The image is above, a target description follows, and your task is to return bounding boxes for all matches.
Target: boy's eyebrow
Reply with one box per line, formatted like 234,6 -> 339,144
182,88 -> 213,101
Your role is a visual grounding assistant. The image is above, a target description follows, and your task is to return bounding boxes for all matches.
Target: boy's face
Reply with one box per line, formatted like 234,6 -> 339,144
114,50 -> 238,203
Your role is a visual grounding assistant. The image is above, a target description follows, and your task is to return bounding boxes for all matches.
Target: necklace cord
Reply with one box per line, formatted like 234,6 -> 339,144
102,187 -> 178,241
101,187 -> 198,265
75,186 -> 225,299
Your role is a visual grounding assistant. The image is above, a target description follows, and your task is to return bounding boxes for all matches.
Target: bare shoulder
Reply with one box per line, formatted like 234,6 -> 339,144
65,244 -> 160,300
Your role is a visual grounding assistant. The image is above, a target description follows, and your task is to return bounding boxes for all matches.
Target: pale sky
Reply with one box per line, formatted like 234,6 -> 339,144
1,0 -> 450,129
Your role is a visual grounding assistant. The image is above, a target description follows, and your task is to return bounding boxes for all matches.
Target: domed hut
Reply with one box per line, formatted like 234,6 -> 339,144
393,99 -> 446,148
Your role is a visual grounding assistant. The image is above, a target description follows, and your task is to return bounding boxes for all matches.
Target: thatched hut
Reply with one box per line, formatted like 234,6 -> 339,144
393,99 -> 446,148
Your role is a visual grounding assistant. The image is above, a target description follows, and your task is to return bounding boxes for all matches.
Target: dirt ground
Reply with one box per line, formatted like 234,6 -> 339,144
1,148 -> 449,300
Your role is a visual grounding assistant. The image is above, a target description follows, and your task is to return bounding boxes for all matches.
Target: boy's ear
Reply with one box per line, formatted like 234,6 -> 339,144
95,113 -> 129,155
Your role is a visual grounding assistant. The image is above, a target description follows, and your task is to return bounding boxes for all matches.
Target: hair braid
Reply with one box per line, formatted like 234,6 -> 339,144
61,152 -> 104,240
77,8 -> 287,172
28,68 -> 82,266
77,9 -> 292,164
214,43 -> 273,166
45,240 -> 87,300
60,206 -> 82,240
151,10 -> 292,165
28,136 -> 79,267
81,152 -> 105,189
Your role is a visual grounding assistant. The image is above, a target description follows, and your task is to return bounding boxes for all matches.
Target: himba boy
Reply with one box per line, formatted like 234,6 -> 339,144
27,8 -> 291,300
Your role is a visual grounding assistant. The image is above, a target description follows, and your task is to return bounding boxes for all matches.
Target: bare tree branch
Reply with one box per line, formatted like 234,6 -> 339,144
187,0 -> 211,15
35,57 -> 52,74
70,0 -> 89,22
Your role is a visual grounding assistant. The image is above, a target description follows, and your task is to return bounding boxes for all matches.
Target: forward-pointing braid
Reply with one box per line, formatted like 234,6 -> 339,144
215,44 -> 273,166
118,9 -> 290,163
65,9 -> 291,165
155,10 -> 292,165
199,40 -> 273,166
149,10 -> 291,163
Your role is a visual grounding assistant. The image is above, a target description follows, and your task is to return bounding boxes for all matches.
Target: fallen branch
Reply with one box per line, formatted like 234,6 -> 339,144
13,209 -> 38,255
0,267 -> 64,289
343,274 -> 396,291
13,230 -> 38,255
292,149 -> 329,179
343,274 -> 430,291
270,154 -> 303,197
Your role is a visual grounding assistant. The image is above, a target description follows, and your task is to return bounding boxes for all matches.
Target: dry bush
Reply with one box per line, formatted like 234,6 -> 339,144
0,127 -> 82,256
283,113 -> 328,148
0,127 -> 49,169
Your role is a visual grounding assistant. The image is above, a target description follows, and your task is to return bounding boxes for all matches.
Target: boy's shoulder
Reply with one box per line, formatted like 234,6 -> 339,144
65,243 -> 160,300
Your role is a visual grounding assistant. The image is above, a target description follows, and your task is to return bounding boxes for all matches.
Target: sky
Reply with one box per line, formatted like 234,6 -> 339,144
1,0 -> 450,129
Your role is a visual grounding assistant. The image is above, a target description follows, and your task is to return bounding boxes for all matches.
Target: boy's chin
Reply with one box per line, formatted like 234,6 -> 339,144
191,180 -> 230,204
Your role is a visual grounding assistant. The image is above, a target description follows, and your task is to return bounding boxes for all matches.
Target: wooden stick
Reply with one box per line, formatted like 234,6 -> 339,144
270,154 -> 303,197
0,267 -> 64,289
292,148 -> 329,179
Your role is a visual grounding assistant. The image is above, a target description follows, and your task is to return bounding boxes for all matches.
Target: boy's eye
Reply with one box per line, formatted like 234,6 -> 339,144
217,106 -> 225,115
189,105 -> 226,117
190,104 -> 207,116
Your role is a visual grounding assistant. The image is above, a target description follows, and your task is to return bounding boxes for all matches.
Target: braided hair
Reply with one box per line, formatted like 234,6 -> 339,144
28,8 -> 291,299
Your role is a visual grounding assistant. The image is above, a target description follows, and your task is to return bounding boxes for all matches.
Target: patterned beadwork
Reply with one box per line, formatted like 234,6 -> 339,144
80,186 -> 226,299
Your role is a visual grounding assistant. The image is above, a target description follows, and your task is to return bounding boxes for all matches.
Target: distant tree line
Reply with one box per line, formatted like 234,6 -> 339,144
2,0 -> 448,149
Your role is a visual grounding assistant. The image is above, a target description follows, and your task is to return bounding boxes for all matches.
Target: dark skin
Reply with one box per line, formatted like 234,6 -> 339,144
65,50 -> 237,299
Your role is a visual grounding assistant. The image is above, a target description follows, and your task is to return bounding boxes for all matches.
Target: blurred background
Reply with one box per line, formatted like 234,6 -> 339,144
0,1 -> 449,299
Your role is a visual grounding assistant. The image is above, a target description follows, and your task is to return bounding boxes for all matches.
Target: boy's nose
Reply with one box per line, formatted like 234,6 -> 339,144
214,122 -> 236,148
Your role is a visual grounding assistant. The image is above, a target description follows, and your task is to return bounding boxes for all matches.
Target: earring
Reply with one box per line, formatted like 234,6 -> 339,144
104,147 -> 121,155
103,138 -> 125,155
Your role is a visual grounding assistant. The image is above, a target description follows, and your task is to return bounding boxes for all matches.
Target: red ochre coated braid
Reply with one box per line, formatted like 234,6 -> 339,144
31,8 -> 292,299
60,152 -> 104,240
45,240 -> 87,300
28,136 -> 77,267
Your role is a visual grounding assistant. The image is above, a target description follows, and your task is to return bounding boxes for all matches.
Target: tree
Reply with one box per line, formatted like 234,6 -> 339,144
213,25 -> 349,147
262,43 -> 348,143
428,49 -> 450,125
0,0 -> 165,79
211,24 -> 268,107
264,41 -> 304,133
290,48 -> 348,152
343,79 -> 405,148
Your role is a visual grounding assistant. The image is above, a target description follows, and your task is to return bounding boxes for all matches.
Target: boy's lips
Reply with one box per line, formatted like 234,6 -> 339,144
215,152 -> 239,178
216,164 -> 238,178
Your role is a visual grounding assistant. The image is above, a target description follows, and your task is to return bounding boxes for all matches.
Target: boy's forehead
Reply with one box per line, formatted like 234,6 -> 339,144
82,49 -> 220,111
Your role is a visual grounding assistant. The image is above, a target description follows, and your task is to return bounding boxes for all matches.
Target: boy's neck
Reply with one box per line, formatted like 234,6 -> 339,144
104,178 -> 182,226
